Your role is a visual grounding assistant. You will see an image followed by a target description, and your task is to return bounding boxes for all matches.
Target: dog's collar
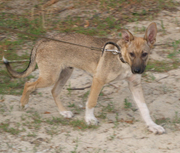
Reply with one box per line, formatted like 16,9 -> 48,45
102,42 -> 127,63
119,55 -> 126,63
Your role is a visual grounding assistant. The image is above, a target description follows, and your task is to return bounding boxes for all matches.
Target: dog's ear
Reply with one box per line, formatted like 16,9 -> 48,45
144,22 -> 157,46
121,30 -> 134,43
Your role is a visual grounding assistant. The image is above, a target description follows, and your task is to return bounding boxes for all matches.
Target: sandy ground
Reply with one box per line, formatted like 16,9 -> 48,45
1,1 -> 180,153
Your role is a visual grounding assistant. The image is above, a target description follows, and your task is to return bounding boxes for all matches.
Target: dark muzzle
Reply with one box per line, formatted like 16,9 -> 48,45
132,66 -> 145,74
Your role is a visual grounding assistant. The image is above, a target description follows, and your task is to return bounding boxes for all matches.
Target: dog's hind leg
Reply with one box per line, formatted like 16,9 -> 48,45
20,77 -> 53,108
51,67 -> 74,118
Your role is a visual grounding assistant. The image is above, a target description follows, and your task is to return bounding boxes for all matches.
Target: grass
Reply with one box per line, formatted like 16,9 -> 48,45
0,121 -> 25,135
97,110 -> 107,119
103,102 -> 115,112
45,117 -> 98,130
80,90 -> 90,102
0,37 -> 35,95
67,102 -> 83,115
67,82 -> 72,96
172,112 -> 180,124
98,102 -> 116,119
0,0 -> 178,38
71,138 -> 79,153
22,112 -> 42,130
0,109 -> 98,137
167,40 -> 180,59
68,102 -> 76,108
160,20 -> 166,34
107,131 -> 116,141
144,39 -> 180,74
0,12 -> 45,95
155,112 -> 180,131
175,17 -> 179,26
0,13 -> 46,39
124,98 -> 132,109
74,0 -> 178,26
134,25 -> 146,33
145,59 -> 180,73
27,132 -> 37,137
1,108 -> 180,137
145,39 -> 180,73
45,126 -> 59,137
0,73 -> 34,95
155,117 -> 170,125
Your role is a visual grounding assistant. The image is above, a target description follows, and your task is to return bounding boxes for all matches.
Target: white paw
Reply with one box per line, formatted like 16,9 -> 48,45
85,107 -> 99,125
20,104 -> 29,110
85,115 -> 99,125
147,123 -> 165,134
60,111 -> 74,118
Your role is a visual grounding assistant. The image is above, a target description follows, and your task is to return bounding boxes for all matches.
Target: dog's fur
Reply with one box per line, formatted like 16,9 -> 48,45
4,22 -> 165,134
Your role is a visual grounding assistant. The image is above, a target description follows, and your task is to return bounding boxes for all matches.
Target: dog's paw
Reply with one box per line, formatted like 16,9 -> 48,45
85,115 -> 99,125
147,123 -> 165,134
85,107 -> 99,125
60,111 -> 74,118
20,104 -> 29,110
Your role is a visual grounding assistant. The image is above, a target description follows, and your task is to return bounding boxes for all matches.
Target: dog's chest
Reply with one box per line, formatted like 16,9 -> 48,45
114,63 -> 132,81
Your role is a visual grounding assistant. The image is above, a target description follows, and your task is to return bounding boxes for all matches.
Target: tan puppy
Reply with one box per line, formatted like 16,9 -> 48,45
3,22 -> 165,134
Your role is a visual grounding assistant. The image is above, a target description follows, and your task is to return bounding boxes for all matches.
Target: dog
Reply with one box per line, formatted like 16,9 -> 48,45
3,22 -> 165,134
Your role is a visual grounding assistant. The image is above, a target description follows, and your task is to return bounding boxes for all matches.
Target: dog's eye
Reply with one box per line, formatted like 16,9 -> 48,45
129,52 -> 135,57
142,53 -> 148,57
142,52 -> 148,57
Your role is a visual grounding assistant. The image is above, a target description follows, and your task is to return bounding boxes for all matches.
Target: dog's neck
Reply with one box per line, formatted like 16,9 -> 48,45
116,39 -> 129,64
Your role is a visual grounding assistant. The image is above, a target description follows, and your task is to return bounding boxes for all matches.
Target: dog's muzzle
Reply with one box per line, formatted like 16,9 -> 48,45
131,66 -> 145,74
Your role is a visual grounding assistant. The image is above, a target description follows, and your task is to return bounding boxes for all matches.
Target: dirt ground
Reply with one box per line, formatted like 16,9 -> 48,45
0,0 -> 180,153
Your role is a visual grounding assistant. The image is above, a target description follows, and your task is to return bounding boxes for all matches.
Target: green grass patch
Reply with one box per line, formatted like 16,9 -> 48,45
0,13 -> 46,40
0,17 -> 35,95
0,68 -> 34,95
45,117 -> 98,130
102,102 -> 116,113
155,112 -> 180,125
23,111 -> 97,131
22,111 -> 42,130
0,121 -> 25,135
155,117 -> 170,125
56,15 -> 120,36
74,0 -> 178,25
167,40 -> 180,59
124,98 -> 132,109
145,60 -> 180,72
172,112 -> 180,124
155,112 -> 180,131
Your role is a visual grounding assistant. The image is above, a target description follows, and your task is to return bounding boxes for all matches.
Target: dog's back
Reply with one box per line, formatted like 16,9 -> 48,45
35,33 -> 118,74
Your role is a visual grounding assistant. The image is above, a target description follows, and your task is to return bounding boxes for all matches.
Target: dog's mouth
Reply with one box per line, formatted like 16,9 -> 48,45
131,66 -> 145,74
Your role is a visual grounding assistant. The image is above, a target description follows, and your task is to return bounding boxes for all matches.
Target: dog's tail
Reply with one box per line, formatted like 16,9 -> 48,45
3,39 -> 44,78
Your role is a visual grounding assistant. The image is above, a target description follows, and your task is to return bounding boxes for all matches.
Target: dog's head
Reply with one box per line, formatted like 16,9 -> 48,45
120,22 -> 157,74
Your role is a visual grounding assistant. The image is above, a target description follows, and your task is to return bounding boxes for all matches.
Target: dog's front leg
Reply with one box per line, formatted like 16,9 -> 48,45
128,74 -> 165,134
85,77 -> 104,125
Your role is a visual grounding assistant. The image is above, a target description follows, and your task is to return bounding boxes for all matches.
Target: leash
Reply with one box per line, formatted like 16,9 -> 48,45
102,42 -> 126,63
0,26 -> 125,63
102,42 -> 121,55
2,26 -> 173,64
0,26 -> 102,51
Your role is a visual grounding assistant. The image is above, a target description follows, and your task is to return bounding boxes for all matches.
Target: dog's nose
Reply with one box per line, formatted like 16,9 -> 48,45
134,68 -> 141,74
